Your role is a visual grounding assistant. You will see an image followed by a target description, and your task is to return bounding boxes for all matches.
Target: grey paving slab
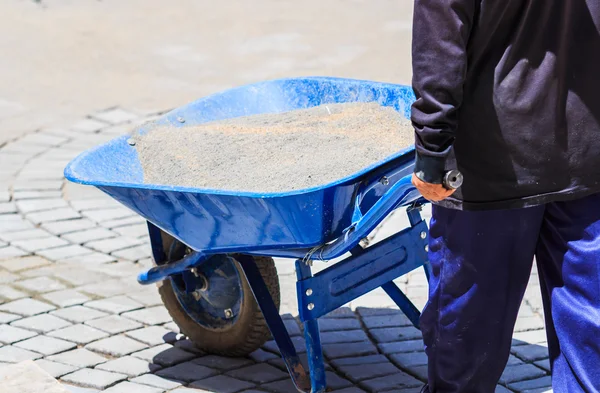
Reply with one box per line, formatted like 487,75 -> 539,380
331,355 -> 389,367
319,318 -> 362,332
337,362 -> 399,383
61,368 -> 127,390
42,219 -> 98,235
85,296 -> 144,315
390,351 -> 429,368
16,276 -> 67,293
86,237 -> 144,254
0,202 -> 17,214
0,345 -> 43,362
123,306 -> 172,325
0,246 -> 29,259
80,278 -> 138,298
0,228 -> 51,242
362,314 -> 413,329
249,349 -> 279,363
534,358 -> 551,372
125,326 -> 178,346
193,355 -> 253,371
11,313 -> 72,333
48,348 -> 108,367
15,335 -> 77,355
18,133 -> 68,146
0,311 -> 22,323
370,326 -> 422,343
500,364 -> 547,384
34,358 -> 79,378
51,306 -> 109,323
42,289 -> 92,308
86,314 -> 144,334
70,118 -> 108,133
262,336 -> 306,354
509,376 -> 553,392
49,324 -> 110,345
112,224 -> 150,239
0,255 -> 51,272
323,341 -> 378,359
0,324 -> 38,344
12,237 -> 70,253
172,338 -> 203,354
0,285 -> 28,300
513,330 -> 548,345
61,384 -> 101,393
320,329 -> 370,344
69,198 -> 120,212
96,355 -> 161,377
512,344 -> 549,362
81,208 -> 136,223
100,216 -> 146,229
27,208 -> 82,224
52,267 -> 113,286
37,245 -> 94,261
93,108 -> 139,124
125,288 -> 163,307
0,271 -> 20,284
514,317 -> 546,333
13,190 -> 62,200
359,370 -> 422,392
226,363 -> 288,384
58,252 -> 117,265
13,180 -> 62,192
86,335 -> 148,357
155,361 -> 218,383
0,298 -> 56,316
102,381 -> 164,393
62,228 -> 117,244
507,354 -> 525,366
130,373 -> 183,390
0,217 -> 34,234
111,245 -> 151,261
377,340 -> 426,354
190,374 -> 254,393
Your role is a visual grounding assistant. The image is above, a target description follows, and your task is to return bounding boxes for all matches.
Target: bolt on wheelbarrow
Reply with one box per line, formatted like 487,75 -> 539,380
64,77 -> 460,393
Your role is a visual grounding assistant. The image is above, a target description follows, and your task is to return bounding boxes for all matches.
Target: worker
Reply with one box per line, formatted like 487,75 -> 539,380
410,1 -> 600,392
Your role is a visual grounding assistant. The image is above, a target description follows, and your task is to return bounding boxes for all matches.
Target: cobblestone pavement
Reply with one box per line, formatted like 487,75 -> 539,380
0,109 -> 551,392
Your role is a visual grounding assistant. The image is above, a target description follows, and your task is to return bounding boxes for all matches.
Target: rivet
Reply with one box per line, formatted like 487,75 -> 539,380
380,176 -> 390,186
307,303 -> 315,311
127,138 -> 136,146
420,231 -> 427,239
192,291 -> 201,301
224,309 -> 233,319
425,245 -> 429,252
177,117 -> 185,123
306,289 -> 313,296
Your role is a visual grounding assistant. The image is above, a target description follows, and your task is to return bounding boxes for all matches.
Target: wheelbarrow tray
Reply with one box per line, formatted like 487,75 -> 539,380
64,77 -> 418,253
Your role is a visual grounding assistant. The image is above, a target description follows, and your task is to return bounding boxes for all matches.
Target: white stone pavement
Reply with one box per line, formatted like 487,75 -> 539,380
0,108 -> 552,392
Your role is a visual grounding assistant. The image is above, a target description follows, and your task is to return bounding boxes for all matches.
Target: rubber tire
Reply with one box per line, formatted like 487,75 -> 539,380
156,238 -> 280,357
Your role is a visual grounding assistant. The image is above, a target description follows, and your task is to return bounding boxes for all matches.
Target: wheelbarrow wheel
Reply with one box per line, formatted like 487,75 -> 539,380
157,237 -> 280,357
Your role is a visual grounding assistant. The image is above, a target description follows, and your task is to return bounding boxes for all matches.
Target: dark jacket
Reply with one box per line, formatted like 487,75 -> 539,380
411,0 -> 600,210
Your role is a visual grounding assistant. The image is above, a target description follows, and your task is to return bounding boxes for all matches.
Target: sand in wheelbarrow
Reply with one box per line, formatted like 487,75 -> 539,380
133,102 -> 414,193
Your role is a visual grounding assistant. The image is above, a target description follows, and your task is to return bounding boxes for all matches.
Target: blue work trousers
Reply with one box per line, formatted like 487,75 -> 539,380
422,194 -> 600,392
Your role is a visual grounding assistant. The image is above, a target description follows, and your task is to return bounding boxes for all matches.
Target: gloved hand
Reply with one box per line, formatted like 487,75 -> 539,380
411,173 -> 456,202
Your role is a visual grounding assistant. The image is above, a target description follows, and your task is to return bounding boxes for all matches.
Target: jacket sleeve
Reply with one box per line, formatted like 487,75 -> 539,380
411,0 -> 477,184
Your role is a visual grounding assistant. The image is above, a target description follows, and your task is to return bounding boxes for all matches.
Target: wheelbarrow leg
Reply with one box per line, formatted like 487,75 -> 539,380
236,255 -> 312,393
382,281 -> 421,329
296,260 -> 327,393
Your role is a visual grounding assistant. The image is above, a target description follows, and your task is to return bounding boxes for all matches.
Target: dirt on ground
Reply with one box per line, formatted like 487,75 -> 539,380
134,102 -> 414,193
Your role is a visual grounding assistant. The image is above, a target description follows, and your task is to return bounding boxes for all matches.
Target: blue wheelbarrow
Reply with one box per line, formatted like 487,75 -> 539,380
65,77 -> 460,393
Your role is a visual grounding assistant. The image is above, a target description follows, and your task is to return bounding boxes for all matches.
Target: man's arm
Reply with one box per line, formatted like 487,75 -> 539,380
411,0 -> 477,185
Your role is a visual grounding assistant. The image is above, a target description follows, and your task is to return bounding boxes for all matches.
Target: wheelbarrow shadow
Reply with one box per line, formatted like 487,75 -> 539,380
141,307 -> 551,392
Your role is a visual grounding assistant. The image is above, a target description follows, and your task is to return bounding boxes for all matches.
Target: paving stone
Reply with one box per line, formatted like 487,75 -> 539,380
319,318 -> 362,332
370,326 -> 422,343
0,246 -> 29,259
61,228 -> 117,244
48,348 -> 108,367
512,330 -> 548,345
0,256 -> 51,273
34,359 -> 78,378
226,363 -> 288,384
320,329 -> 370,344
249,348 -> 279,363
13,191 -> 63,200
37,245 -> 93,261
362,314 -> 413,329
69,198 -> 119,212
11,313 -> 72,333
42,219 -> 97,235
85,314 -> 143,334
325,371 -> 353,389
534,358 -> 551,372
18,133 -> 67,146
0,271 -> 20,285
193,354 -> 253,371
27,208 -> 82,224
323,341 -> 378,359
0,228 -> 50,242
0,285 -> 28,300
96,355 -> 161,377
0,202 -> 17,214
337,362 -> 399,382
156,361 -> 218,383
125,326 -> 178,346
15,276 -> 67,293
51,306 -> 108,323
61,384 -> 100,393
507,354 -> 525,366
262,336 -> 306,354
123,306 -> 172,325
360,370 -> 422,392
512,344 -> 549,362
81,207 -> 136,223
0,311 -> 21,323
0,324 -> 38,344
509,376 -> 552,392
172,338 -> 204,354
331,355 -> 389,367
333,388 -> 369,393
0,345 -> 42,362
126,288 -> 163,307
100,215 -> 145,229
111,245 -> 151,261
49,324 -> 110,344
58,252 -> 117,264
130,373 -> 183,390
80,278 -> 137,298
378,339 -> 425,354
71,118 -> 108,133
500,364 -> 547,384
102,381 -> 164,393
514,317 -> 546,333
61,368 -> 127,390
390,351 -> 428,368
15,335 -> 77,355
85,296 -> 144,315
162,321 -> 180,333
86,335 -> 148,356
169,388 -> 203,393
52,268 -> 112,286
12,237 -> 70,253
190,375 -> 255,393
13,180 -> 62,191
112,224 -> 150,239
93,108 -> 139,124
86,237 -> 143,254
132,344 -> 196,367
0,217 -> 34,233
495,386 -> 513,393
42,289 -> 91,308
